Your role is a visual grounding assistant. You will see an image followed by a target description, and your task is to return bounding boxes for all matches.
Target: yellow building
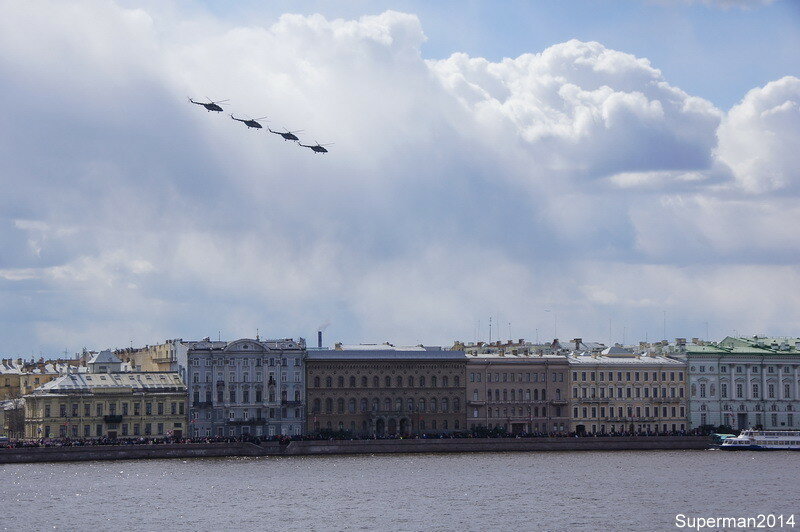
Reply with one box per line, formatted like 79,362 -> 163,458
1,358 -> 60,400
24,351 -> 187,440
567,347 -> 688,434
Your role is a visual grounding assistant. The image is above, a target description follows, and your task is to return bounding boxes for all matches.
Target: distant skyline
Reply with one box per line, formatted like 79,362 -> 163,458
1,0 -> 799,356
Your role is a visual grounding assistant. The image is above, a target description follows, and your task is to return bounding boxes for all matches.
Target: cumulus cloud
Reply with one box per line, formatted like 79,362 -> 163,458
0,1 -> 796,354
716,76 -> 800,193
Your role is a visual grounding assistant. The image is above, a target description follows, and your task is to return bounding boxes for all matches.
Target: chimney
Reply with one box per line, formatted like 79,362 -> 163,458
573,338 -> 582,350
318,330 -> 323,349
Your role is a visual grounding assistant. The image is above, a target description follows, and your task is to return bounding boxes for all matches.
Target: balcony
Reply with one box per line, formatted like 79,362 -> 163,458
103,415 -> 123,424
227,418 -> 267,426
192,401 -> 213,409
550,400 -> 567,406
216,380 -> 225,387
467,400 -> 486,406
281,400 -> 302,406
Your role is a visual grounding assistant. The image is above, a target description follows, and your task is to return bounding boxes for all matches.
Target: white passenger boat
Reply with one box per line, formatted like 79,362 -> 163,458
721,430 -> 800,450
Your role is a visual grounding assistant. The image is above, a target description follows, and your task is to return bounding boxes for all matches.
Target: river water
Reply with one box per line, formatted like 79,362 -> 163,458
1,450 -> 798,531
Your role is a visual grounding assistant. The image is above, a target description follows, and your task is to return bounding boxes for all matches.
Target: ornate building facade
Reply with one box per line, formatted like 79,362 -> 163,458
567,347 -> 688,434
306,345 -> 466,437
23,351 -> 187,439
187,337 -> 307,437
464,352 -> 569,434
687,336 -> 800,430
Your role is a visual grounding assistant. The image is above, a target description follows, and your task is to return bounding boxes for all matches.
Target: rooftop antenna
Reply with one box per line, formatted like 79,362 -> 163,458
218,330 -> 221,341
488,317 -> 492,343
256,328 -> 260,341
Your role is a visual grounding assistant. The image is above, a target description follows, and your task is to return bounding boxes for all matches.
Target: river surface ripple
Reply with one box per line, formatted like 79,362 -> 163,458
1,450 -> 798,531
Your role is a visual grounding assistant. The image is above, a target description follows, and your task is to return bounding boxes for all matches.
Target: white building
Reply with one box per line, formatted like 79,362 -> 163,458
187,337 -> 307,438
686,336 -> 800,430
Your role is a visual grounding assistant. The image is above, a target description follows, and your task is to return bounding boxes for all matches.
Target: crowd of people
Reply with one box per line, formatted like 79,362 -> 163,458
1,426 -> 709,449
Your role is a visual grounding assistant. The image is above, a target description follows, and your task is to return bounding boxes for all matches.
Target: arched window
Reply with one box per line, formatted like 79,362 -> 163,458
407,398 -> 414,411
541,389 -> 547,401
431,376 -> 438,387
313,398 -> 321,413
495,389 -> 500,401
337,398 -> 345,413
348,398 -> 356,413
486,389 -> 492,402
419,398 -> 426,412
555,389 -> 561,400
338,376 -> 344,388
384,398 -> 391,411
533,389 -> 539,401
395,398 -> 402,411
361,376 -> 367,387
281,390 -> 287,401
503,389 -> 508,401
419,376 -> 426,387
691,384 -> 696,397
510,389 -> 516,401
385,376 -> 391,387
294,390 -> 300,401
453,398 -> 460,412
442,398 -> 449,412
349,376 -> 356,387
454,376 -> 460,386
396,376 -> 403,387
313,376 -> 320,387
326,376 -> 332,388
442,376 -> 449,387
430,398 -> 438,412
373,376 -> 379,388
407,376 -> 414,387
372,398 -> 379,411
360,398 -> 368,412
325,398 -> 333,413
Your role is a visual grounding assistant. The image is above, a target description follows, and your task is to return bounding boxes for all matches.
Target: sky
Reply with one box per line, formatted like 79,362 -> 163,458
0,0 -> 798,356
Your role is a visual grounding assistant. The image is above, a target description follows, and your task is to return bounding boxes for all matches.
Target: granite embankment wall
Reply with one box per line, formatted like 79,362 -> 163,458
0,437 -> 710,464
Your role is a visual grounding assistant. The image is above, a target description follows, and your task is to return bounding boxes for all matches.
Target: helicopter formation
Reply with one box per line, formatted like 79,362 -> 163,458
189,97 -> 332,154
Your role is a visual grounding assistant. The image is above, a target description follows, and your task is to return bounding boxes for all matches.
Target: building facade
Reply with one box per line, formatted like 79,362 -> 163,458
23,351 -> 187,440
464,352 -> 569,434
1,358 -> 60,400
306,345 -> 466,437
187,337 -> 307,438
567,347 -> 688,434
687,336 -> 800,430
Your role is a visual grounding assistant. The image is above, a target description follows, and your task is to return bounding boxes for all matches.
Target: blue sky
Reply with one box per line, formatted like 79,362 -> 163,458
1,0 -> 799,356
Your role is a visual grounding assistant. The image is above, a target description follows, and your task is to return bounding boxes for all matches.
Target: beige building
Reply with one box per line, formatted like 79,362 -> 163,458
567,346 -> 688,434
24,351 -> 187,440
1,358 -> 60,400
306,344 -> 466,436
463,348 -> 569,434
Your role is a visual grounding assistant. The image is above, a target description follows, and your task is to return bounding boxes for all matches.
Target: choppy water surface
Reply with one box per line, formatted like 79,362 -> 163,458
1,450 -> 798,531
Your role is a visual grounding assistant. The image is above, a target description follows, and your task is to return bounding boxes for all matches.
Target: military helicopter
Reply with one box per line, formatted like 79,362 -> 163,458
230,114 -> 268,129
268,127 -> 304,141
188,97 -> 229,112
298,141 -> 333,154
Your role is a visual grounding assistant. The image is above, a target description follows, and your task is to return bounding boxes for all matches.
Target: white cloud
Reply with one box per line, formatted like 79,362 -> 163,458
716,76 -> 800,193
0,1 -> 797,353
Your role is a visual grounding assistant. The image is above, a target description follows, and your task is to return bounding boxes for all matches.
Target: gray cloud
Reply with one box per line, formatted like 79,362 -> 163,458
0,1 -> 797,354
